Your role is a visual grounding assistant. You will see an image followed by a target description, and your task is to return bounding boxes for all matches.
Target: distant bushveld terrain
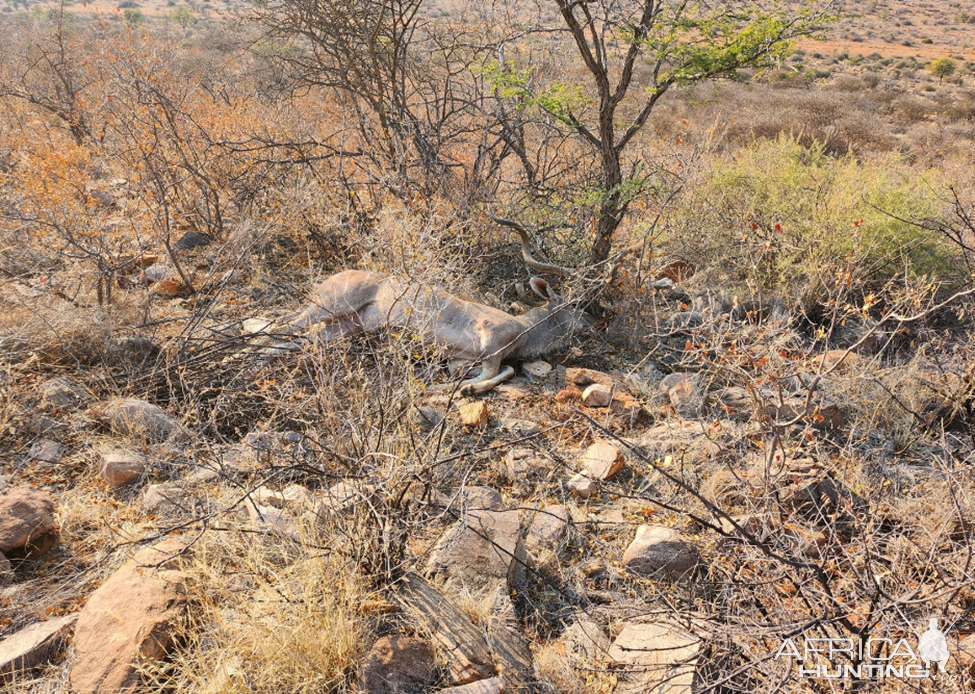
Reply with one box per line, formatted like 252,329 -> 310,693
1,1 -> 975,693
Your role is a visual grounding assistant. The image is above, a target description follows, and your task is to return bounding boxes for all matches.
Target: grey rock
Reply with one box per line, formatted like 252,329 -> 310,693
28,439 -> 63,464
417,406 -> 445,432
144,483 -> 190,515
608,621 -> 700,694
562,614 -> 611,662
501,418 -> 540,437
622,525 -> 699,580
525,504 -> 570,567
427,509 -> 525,593
38,377 -> 88,411
93,399 -> 180,441
175,231 -> 213,250
504,448 -> 549,477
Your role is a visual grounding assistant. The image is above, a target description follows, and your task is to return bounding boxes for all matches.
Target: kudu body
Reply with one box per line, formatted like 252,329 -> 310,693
279,214 -> 592,394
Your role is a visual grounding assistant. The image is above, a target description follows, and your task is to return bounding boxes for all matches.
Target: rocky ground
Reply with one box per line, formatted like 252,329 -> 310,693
2,243 -> 975,693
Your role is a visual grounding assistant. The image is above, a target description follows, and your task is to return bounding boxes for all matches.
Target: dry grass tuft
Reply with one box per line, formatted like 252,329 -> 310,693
148,527 -> 367,694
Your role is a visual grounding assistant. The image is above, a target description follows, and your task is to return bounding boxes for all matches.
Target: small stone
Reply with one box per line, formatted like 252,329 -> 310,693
143,264 -> 173,283
459,402 -> 489,429
242,318 -> 273,334
581,383 -> 613,408
149,278 -> 183,297
435,677 -> 507,694
99,451 -> 147,487
501,418 -> 540,437
28,439 -> 63,464
504,448 -> 549,477
175,230 -> 213,249
522,360 -> 552,379
567,473 -> 596,498
525,505 -> 569,566
565,367 -> 613,388
455,486 -> 503,511
0,614 -> 78,681
417,406 -> 444,432
621,525 -> 699,579
361,635 -> 436,694
143,484 -> 188,514
0,487 -> 57,555
580,442 -> 624,480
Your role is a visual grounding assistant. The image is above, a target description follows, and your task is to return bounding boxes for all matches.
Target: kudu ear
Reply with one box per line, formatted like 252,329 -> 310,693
529,277 -> 561,302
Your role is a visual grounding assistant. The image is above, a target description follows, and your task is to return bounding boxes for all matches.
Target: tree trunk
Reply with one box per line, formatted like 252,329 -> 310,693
588,105 -> 623,267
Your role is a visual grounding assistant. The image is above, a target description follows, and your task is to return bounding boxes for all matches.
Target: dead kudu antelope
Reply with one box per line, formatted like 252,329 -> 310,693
265,214 -> 599,394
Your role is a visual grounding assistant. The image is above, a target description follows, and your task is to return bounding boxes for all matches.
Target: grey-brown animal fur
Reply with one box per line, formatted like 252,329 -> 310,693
282,270 -> 590,394
278,215 -> 592,394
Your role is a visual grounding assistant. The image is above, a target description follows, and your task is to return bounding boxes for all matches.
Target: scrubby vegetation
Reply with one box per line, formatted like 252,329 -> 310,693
2,1 -> 975,693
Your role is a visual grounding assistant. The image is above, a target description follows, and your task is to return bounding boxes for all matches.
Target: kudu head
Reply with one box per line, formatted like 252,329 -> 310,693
489,208 -> 597,358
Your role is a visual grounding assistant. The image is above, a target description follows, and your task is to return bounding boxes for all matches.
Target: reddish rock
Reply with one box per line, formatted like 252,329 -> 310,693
148,278 -> 183,297
459,402 -> 489,429
69,540 -> 190,693
565,368 -> 613,388
0,614 -> 78,681
581,384 -> 613,408
0,486 -> 57,556
567,473 -> 596,498
580,442 -> 624,480
100,451 -> 147,487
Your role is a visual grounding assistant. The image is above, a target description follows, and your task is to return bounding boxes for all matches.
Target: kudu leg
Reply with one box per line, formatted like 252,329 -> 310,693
460,365 -> 515,394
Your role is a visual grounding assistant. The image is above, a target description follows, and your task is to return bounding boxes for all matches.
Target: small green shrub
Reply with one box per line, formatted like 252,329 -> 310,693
663,136 -> 958,302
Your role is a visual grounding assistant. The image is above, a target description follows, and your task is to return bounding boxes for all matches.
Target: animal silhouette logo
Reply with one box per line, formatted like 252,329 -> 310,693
918,618 -> 950,673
